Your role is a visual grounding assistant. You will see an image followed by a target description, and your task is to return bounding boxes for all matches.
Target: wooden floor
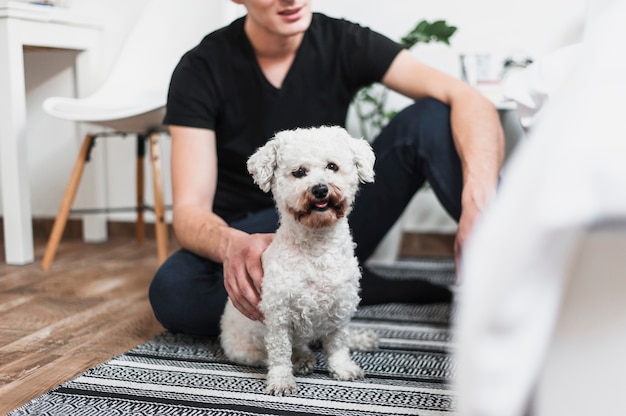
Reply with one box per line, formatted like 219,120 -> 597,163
0,234 -> 177,414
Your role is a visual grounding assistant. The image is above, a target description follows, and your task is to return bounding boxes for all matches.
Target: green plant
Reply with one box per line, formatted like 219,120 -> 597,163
353,19 -> 457,141
399,19 -> 457,49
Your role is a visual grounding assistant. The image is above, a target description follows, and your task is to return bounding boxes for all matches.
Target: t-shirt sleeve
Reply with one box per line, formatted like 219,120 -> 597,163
337,19 -> 404,89
163,47 -> 218,130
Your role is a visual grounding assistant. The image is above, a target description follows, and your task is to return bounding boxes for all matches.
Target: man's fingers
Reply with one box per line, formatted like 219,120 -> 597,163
247,259 -> 264,294
226,279 -> 261,321
231,295 -> 262,321
221,232 -> 273,322
225,267 -> 262,321
247,233 -> 272,293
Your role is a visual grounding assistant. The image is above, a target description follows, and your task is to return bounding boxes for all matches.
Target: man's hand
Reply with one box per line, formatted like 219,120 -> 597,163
454,181 -> 496,273
454,207 -> 476,270
222,232 -> 274,321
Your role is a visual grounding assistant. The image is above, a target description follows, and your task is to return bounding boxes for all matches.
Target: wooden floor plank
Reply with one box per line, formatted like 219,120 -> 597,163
0,299 -> 161,400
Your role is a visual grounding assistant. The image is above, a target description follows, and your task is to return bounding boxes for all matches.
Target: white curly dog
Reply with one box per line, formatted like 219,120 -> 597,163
219,126 -> 378,396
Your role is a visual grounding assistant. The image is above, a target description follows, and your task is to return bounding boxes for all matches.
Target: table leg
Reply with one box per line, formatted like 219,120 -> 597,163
0,20 -> 35,265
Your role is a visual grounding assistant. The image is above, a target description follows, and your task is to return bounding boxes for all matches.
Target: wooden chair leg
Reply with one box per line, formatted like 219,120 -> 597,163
42,134 -> 95,270
148,132 -> 168,264
136,135 -> 146,244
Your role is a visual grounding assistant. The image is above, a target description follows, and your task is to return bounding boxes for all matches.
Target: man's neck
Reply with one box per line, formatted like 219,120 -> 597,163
244,18 -> 305,88
244,19 -> 304,60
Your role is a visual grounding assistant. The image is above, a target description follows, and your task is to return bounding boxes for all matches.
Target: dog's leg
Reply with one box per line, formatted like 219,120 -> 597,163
220,300 -> 266,366
348,328 -> 379,352
322,327 -> 364,381
264,319 -> 297,395
292,343 -> 316,375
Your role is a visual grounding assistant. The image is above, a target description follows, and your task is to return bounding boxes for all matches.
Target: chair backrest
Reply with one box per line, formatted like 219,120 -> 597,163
89,0 -> 219,110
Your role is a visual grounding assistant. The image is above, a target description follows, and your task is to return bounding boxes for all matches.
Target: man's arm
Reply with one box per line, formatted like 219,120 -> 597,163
381,50 -> 505,261
169,125 -> 272,321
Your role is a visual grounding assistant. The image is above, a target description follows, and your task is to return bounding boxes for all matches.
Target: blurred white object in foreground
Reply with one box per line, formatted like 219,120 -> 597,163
455,0 -> 626,415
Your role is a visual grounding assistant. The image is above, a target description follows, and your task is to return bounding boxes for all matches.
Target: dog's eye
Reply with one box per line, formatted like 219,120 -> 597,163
326,162 -> 339,172
292,167 -> 307,178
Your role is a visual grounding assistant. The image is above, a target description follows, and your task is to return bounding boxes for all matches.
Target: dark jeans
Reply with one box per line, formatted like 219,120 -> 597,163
149,98 -> 462,336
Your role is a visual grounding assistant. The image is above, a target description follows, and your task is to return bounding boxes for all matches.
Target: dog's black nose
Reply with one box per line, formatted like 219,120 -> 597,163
311,183 -> 329,199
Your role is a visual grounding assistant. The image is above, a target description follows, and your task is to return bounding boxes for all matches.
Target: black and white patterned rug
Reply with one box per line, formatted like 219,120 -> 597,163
10,260 -> 457,416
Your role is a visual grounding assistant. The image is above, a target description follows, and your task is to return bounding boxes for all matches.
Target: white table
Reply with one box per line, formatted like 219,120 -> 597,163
0,0 -> 101,264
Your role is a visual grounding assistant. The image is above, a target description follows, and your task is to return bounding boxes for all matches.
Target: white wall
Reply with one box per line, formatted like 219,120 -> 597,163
15,0 -> 237,224
7,0 -> 586,224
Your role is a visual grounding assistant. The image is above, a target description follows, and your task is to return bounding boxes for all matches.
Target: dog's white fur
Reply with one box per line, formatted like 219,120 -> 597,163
219,126 -> 377,396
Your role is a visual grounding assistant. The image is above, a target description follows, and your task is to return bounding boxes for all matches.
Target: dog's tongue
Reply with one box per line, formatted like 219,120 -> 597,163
315,201 -> 329,209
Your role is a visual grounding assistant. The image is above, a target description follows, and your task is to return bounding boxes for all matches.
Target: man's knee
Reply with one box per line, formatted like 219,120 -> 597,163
148,262 -> 183,331
148,251 -> 227,336
386,98 -> 462,221
395,98 -> 452,144
403,97 -> 450,120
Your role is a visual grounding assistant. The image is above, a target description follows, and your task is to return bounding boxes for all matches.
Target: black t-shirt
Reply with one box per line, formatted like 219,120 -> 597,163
164,13 -> 403,222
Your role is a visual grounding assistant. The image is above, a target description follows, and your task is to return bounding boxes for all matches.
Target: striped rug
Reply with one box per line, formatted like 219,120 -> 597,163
10,259 -> 456,416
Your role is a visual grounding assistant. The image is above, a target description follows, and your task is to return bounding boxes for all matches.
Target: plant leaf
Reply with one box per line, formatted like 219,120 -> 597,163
401,19 -> 457,48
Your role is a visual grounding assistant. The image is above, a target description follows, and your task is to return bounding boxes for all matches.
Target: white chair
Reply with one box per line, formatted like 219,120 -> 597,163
41,0 -> 216,269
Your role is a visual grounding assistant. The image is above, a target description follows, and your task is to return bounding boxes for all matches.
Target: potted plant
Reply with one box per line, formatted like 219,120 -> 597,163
352,20 -> 457,140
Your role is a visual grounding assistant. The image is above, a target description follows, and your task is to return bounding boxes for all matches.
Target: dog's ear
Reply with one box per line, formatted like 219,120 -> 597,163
247,138 -> 280,193
348,136 -> 375,184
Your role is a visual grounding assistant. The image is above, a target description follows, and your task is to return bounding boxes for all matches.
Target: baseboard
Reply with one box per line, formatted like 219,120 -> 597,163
0,217 -> 174,241
399,232 -> 456,259
1,218 -> 450,258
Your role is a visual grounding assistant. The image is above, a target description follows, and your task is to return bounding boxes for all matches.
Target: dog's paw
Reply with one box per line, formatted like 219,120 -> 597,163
348,329 -> 379,352
266,366 -> 297,396
329,359 -> 364,381
292,351 -> 316,375
266,381 -> 297,396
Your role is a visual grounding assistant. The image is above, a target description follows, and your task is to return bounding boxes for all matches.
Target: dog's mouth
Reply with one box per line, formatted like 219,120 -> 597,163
289,184 -> 349,228
312,199 -> 330,211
